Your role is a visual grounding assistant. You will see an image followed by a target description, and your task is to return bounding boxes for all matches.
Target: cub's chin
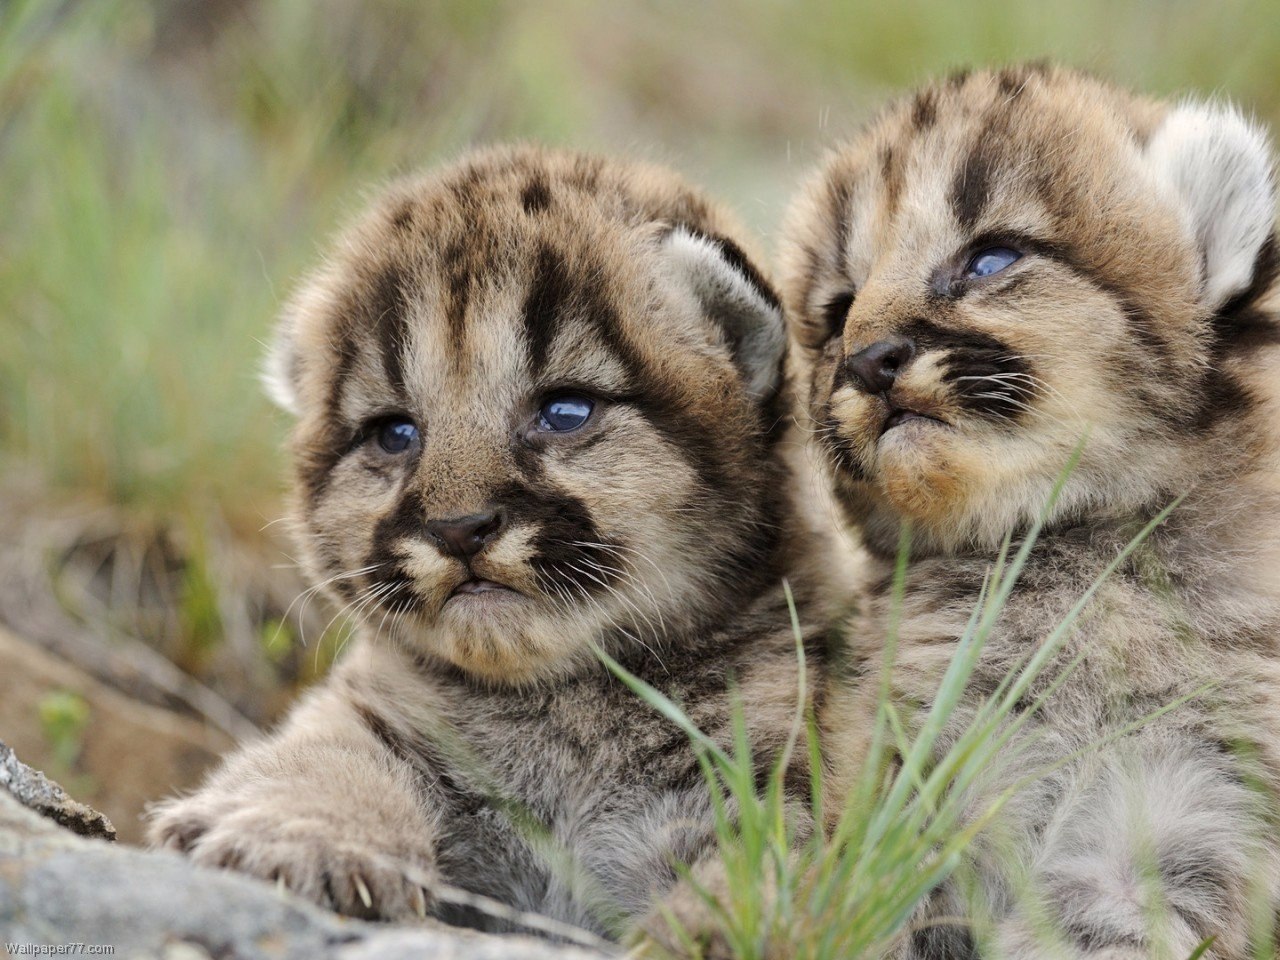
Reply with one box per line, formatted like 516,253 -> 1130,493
401,593 -> 599,685
865,416 -> 971,529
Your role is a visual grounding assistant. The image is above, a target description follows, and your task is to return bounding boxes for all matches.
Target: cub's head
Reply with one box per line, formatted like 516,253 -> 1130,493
268,145 -> 788,683
782,65 -> 1278,554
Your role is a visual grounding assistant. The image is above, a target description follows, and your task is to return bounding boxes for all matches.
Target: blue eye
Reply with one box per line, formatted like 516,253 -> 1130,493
376,418 -> 420,454
537,395 -> 594,432
966,247 -> 1021,279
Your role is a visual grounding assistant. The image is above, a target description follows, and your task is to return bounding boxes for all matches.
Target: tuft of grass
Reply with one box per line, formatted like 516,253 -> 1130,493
602,458 -> 1245,960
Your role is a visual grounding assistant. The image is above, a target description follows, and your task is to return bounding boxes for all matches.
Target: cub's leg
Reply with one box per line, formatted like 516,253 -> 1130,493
992,733 -> 1276,960
148,686 -> 440,921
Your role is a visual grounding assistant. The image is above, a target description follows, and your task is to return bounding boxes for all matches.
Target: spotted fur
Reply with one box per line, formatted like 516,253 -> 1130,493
783,66 -> 1280,958
150,145 -> 841,941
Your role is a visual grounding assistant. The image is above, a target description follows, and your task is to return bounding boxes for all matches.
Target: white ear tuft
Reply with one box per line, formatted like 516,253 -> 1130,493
261,316 -> 300,415
662,226 -> 787,402
1147,100 -> 1276,310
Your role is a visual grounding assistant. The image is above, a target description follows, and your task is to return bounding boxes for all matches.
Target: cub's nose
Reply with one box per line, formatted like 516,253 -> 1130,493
845,337 -> 917,394
425,510 -> 507,560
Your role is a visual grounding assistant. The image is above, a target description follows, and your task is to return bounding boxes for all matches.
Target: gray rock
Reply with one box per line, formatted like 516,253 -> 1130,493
0,751 -> 609,958
0,738 -> 116,840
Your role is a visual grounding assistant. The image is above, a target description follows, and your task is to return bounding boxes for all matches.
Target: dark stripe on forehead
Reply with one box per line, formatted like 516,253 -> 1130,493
827,177 -> 854,277
370,264 -> 410,396
880,144 -> 905,221
950,132 -> 998,233
523,244 -> 574,373
324,325 -> 360,425
948,85 -> 1032,234
523,241 -> 647,385
439,238 -> 474,363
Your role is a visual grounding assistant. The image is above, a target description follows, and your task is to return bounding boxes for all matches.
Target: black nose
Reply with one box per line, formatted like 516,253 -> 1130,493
425,510 -> 506,560
845,337 -> 916,394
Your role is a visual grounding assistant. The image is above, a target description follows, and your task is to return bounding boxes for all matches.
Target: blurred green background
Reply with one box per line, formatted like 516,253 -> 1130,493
1,0 -> 1277,840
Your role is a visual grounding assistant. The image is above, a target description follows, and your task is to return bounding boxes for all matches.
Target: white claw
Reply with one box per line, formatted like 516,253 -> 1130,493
276,876 -> 287,896
413,886 -> 428,919
353,874 -> 374,910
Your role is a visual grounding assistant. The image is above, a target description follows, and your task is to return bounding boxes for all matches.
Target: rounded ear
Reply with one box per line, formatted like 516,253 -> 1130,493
1146,100 -> 1276,312
661,226 -> 787,403
261,308 -> 300,415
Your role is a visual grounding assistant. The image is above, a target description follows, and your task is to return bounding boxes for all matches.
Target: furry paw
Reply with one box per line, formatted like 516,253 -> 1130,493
150,794 -> 436,922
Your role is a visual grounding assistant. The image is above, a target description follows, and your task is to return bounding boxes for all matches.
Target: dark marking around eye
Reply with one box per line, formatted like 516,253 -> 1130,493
298,321 -> 364,506
820,291 -> 855,340
954,231 -> 1178,369
625,385 -> 788,602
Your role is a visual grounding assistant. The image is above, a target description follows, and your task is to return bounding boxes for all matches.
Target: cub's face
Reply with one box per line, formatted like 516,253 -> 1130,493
783,66 -> 1277,553
268,148 -> 788,682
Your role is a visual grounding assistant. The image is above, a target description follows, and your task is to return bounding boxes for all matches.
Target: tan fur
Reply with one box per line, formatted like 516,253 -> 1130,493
150,145 -> 841,944
784,65 -> 1280,958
